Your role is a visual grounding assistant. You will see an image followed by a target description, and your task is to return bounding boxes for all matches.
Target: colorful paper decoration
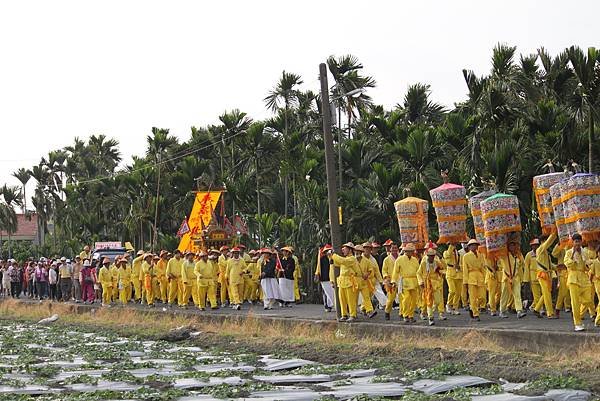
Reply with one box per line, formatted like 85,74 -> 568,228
429,183 -> 468,244
481,193 -> 522,257
394,197 -> 429,249
550,180 -> 573,246
561,173 -> 600,242
468,190 -> 497,245
533,172 -> 567,236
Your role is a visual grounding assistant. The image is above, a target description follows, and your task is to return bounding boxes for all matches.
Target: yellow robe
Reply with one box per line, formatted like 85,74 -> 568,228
392,255 -> 420,318
195,259 -> 217,309
331,254 -> 360,318
166,257 -> 183,305
564,248 -> 593,326
181,259 -> 197,306
417,256 -> 445,317
226,257 -> 247,305
98,266 -> 112,305
117,265 -> 132,304
155,259 -> 168,303
141,261 -> 154,305
131,256 -> 143,300
462,251 -> 486,317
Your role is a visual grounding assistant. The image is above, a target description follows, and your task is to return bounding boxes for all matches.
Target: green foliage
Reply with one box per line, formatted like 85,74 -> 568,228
403,362 -> 469,381
5,47 -> 599,304
520,374 -> 587,392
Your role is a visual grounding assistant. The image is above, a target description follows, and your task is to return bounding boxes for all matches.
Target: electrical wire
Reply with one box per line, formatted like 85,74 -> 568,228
74,129 -> 248,185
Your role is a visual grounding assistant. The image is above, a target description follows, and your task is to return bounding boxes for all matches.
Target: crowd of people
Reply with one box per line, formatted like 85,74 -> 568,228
0,244 -> 302,312
317,232 -> 600,332
2,231 -> 599,333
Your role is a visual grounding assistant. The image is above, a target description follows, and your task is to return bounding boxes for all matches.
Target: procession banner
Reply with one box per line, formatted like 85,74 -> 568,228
177,191 -> 223,252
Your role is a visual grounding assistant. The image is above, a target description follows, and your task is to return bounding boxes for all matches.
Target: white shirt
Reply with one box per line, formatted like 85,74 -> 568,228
48,269 -> 58,284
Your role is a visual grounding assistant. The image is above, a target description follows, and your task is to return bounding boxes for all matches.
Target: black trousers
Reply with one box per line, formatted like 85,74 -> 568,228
61,280 -> 72,301
11,282 -> 21,298
49,284 -> 57,300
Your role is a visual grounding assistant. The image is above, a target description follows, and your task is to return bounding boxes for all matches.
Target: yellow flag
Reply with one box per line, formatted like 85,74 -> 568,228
178,191 -> 223,252
338,206 -> 343,225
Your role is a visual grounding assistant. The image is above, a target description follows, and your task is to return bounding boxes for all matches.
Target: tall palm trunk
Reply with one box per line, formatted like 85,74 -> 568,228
256,157 -> 261,245
283,105 -> 289,217
338,106 -> 343,190
22,186 -> 26,213
589,108 -> 594,173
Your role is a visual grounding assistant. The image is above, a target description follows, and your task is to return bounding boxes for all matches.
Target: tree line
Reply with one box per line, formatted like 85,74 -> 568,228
0,44 -> 598,263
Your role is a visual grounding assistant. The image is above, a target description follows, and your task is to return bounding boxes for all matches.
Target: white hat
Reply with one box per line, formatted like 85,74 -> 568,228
60,257 -> 66,261
66,259 -> 71,263
83,260 -> 91,267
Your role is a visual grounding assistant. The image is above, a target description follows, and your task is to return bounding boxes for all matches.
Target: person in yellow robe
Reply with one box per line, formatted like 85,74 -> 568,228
218,246 -> 230,306
588,246 -> 600,327
443,243 -> 463,315
166,250 -> 183,306
117,258 -> 132,304
417,247 -> 446,325
244,250 -> 260,303
583,243 -> 597,319
552,243 -> 571,313
131,250 -> 144,302
155,251 -> 169,304
533,232 -> 558,318
484,256 -> 501,316
79,245 -> 91,261
392,243 -> 420,323
98,258 -> 113,306
109,259 -> 120,302
383,244 -> 400,320
329,242 -> 360,322
140,254 -> 155,306
498,239 -> 527,318
291,248 -> 302,302
564,233 -> 594,331
363,243 -> 386,309
463,239 -> 486,320
226,247 -> 247,309
523,239 -> 542,310
195,250 -> 217,310
180,251 -> 197,308
208,249 -> 221,296
354,245 -> 377,319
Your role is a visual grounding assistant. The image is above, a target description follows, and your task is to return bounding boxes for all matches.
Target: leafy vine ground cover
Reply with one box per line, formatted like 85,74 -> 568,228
0,320 -> 592,401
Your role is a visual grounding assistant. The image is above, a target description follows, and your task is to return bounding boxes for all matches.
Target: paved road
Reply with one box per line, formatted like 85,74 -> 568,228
187,302 -> 600,334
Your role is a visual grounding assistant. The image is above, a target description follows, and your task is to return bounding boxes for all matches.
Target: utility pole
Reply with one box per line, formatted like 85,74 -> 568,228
256,154 -> 261,246
152,152 -> 162,252
338,123 -> 343,190
319,63 -> 342,320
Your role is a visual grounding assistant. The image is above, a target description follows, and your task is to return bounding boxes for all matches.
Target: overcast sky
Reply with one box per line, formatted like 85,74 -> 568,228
0,0 -> 597,202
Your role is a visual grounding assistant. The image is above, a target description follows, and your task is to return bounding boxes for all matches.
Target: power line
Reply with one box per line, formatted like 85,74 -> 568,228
74,130 -> 248,185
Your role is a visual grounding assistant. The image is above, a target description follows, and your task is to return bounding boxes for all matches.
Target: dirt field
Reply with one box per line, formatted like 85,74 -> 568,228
1,299 -> 598,397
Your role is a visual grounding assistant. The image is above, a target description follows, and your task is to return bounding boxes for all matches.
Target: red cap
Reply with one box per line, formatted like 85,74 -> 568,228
231,247 -> 241,252
383,239 -> 394,246
219,246 -> 229,252
322,244 -> 333,252
238,244 -> 246,249
425,241 -> 438,250
371,242 -> 381,248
